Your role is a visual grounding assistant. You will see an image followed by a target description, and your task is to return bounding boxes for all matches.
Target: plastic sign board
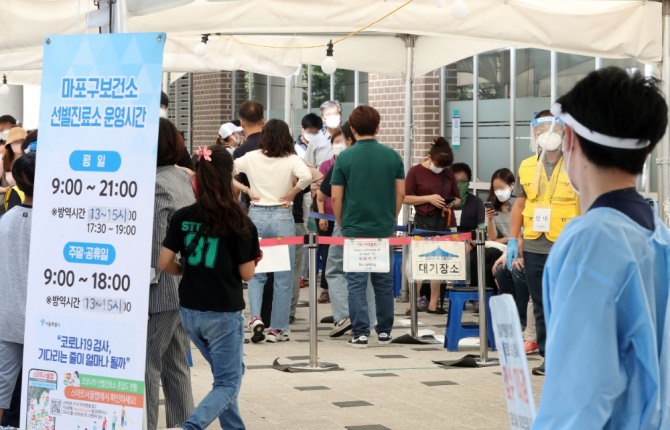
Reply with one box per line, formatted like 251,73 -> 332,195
489,295 -> 536,430
21,33 -> 165,430
410,240 -> 467,281
343,239 -> 390,272
452,109 -> 461,149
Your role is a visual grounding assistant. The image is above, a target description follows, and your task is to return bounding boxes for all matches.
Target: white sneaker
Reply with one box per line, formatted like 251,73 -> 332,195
266,329 -> 289,343
329,316 -> 352,338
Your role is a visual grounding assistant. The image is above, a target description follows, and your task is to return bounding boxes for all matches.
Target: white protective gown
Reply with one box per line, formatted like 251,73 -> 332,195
534,207 -> 670,429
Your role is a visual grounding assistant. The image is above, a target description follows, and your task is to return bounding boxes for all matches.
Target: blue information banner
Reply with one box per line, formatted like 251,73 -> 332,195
22,33 -> 165,430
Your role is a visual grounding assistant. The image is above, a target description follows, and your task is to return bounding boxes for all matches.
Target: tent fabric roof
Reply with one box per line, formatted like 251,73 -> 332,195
0,0 -> 662,81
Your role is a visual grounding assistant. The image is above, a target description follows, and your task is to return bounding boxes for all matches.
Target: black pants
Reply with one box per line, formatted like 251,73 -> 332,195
317,221 -> 334,290
468,247 -> 502,289
524,251 -> 549,357
261,274 -> 274,326
494,263 -> 529,326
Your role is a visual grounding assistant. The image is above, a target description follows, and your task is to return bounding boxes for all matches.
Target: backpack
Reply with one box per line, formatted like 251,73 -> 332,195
4,185 -> 25,212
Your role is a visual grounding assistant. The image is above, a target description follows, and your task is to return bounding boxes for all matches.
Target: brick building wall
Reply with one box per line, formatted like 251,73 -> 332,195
191,71 -> 247,149
368,70 -> 442,169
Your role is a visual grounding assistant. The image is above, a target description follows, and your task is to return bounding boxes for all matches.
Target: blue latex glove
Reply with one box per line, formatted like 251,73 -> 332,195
506,237 -> 518,270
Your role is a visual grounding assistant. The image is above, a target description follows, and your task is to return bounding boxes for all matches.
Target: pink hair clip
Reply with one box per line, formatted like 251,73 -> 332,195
196,146 -> 212,162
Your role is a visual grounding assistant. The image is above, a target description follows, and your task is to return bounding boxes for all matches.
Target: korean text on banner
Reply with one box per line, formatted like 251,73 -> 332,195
489,295 -> 536,430
411,240 -> 467,281
21,33 -> 166,430
343,239 -> 390,273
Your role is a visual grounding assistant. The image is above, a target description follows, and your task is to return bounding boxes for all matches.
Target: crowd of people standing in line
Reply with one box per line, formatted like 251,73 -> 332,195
2,65 -> 670,429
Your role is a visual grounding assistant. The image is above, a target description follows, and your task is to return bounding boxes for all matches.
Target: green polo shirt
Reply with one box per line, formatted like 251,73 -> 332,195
331,139 -> 405,238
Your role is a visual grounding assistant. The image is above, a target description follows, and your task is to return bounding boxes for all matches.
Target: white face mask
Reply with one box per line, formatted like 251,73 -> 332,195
332,143 -> 346,156
303,132 -> 317,143
159,107 -> 168,118
233,135 -> 241,144
428,163 -> 444,174
0,130 -> 8,141
325,115 -> 341,129
537,131 -> 563,152
494,188 -> 512,202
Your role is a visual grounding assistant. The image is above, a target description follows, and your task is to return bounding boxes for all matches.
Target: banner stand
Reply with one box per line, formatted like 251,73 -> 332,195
393,222 -> 441,345
288,233 -> 339,372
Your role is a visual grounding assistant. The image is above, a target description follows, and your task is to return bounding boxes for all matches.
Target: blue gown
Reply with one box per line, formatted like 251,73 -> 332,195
534,208 -> 670,429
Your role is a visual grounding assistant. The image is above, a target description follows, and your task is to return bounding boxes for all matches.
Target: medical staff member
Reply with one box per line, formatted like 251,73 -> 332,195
506,111 -> 579,376
533,67 -> 670,429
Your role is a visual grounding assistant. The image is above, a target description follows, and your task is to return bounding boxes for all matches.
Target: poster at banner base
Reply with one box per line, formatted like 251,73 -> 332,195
255,243 -> 290,273
411,240 -> 467,281
343,239 -> 390,272
490,295 -> 536,429
21,33 -> 165,430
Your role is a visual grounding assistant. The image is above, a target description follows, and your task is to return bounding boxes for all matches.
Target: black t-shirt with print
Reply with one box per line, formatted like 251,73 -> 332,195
163,204 -> 261,312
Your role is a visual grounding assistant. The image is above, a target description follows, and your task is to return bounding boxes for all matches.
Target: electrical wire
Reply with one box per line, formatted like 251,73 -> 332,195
214,0 -> 414,49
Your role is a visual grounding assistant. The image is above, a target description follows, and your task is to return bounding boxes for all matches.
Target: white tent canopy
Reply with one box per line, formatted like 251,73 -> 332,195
0,0 -> 662,80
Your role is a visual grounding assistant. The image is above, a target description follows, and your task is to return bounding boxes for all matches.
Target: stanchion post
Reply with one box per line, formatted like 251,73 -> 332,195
475,228 -> 496,365
307,232 -> 318,367
288,232 -> 338,372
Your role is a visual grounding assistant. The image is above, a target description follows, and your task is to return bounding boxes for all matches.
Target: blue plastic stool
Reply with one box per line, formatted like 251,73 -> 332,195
187,349 -> 193,367
444,287 -> 496,352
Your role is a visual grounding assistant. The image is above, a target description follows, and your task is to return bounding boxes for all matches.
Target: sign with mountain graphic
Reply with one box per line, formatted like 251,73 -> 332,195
411,240 -> 467,281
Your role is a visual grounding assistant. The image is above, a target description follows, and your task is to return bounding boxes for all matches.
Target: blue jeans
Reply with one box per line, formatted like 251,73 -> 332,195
179,308 -> 245,430
248,206 -> 296,331
345,249 -> 394,337
326,225 -> 376,323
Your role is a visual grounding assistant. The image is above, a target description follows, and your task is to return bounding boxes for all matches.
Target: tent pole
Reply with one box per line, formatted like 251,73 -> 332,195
399,34 -> 415,304
111,0 -> 128,33
661,0 -> 670,224
439,66 -> 446,137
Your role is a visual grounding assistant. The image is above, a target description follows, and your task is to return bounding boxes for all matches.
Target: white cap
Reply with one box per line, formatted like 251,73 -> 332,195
218,122 -> 243,139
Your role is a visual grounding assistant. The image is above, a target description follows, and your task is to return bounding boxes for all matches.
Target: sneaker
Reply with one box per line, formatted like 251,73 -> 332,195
299,278 -> 308,288
320,315 -> 335,324
318,290 -> 330,303
266,328 -> 290,343
532,360 -> 545,376
248,316 -> 265,343
524,340 -> 538,355
329,316 -> 352,338
348,335 -> 368,348
404,309 -> 411,318
378,333 -> 393,345
418,296 -> 428,312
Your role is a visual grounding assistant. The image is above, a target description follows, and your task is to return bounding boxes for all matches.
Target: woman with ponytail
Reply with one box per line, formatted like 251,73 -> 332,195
159,144 -> 261,430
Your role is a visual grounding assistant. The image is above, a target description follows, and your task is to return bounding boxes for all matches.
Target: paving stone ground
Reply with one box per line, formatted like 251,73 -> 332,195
157,287 -> 544,429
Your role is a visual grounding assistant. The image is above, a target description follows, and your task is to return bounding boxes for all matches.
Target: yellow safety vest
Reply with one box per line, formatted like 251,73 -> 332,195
518,154 -> 579,242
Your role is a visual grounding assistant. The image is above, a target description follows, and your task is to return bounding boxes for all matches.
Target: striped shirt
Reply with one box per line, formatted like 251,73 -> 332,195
149,166 -> 196,314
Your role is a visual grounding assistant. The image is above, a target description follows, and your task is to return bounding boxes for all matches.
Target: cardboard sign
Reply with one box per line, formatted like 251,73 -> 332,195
490,295 -> 536,430
411,240 -> 467,281
343,239 -> 390,272
255,244 -> 291,273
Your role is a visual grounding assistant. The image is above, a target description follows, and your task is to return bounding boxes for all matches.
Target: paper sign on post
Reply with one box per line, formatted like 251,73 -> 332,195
489,295 -> 536,430
411,240 -> 467,281
255,243 -> 291,273
343,239 -> 389,272
21,33 -> 165,430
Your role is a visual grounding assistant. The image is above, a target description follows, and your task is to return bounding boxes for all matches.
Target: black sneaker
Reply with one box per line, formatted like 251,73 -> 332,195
348,335 -> 368,348
378,333 -> 393,345
321,315 -> 335,324
532,360 -> 545,376
329,317 -> 352,338
289,316 -> 295,324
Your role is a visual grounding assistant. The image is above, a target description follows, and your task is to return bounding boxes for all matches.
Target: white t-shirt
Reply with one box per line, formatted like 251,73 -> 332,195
234,150 -> 312,206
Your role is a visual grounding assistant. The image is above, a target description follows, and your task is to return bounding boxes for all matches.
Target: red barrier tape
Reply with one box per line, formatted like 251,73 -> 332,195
258,233 -> 473,247
259,237 -> 305,247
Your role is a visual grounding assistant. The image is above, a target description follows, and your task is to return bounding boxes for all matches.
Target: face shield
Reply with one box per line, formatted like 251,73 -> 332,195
530,116 -> 565,154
